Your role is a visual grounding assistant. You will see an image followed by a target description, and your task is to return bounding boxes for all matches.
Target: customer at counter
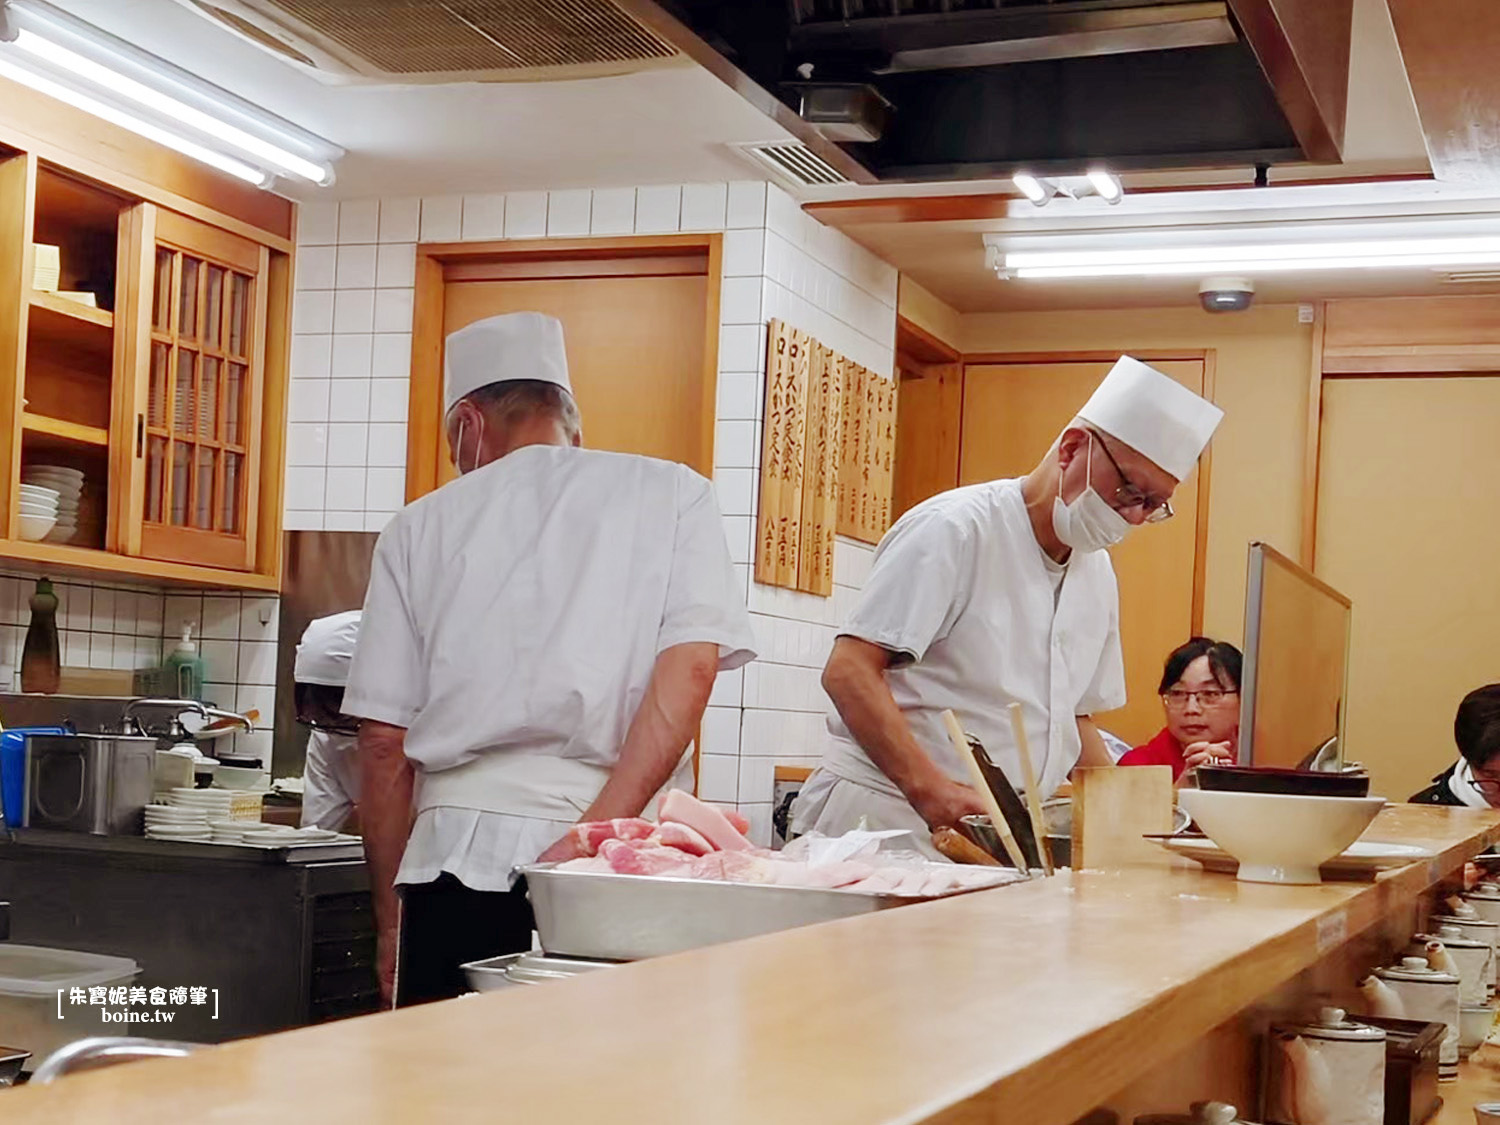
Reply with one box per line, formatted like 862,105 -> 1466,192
346,312 -> 757,1008
1118,638 -> 1241,783
791,357 -> 1223,849
1409,684 -> 1500,807
295,610 -> 362,832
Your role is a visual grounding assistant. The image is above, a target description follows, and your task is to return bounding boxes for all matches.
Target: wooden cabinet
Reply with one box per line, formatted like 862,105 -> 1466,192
0,139 -> 290,590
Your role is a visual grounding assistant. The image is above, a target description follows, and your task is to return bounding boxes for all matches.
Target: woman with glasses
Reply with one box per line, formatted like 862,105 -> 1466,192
295,610 -> 363,831
1119,638 -> 1242,783
1408,685 -> 1500,807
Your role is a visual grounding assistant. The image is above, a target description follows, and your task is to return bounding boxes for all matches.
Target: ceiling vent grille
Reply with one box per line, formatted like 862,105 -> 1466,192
182,0 -> 679,82
732,140 -> 852,188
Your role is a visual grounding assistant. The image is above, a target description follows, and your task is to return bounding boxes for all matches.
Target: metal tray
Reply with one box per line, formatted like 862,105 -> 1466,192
519,863 -> 1006,961
462,951 -> 614,993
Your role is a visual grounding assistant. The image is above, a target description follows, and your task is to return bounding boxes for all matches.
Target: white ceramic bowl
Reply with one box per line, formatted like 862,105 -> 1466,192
25,464 -> 83,481
17,513 -> 55,542
1176,789 -> 1387,885
18,485 -> 59,503
19,502 -> 58,516
213,765 -> 269,791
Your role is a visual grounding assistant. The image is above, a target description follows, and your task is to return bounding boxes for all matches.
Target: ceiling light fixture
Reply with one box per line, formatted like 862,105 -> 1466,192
985,225 -> 1500,279
0,0 -> 340,189
1012,168 -> 1123,208
1086,168 -> 1123,204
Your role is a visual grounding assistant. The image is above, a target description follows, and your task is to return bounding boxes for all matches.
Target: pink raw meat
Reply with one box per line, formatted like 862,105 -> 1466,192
570,817 -> 655,856
645,821 -> 714,856
554,856 -> 613,873
690,850 -> 780,883
599,838 -> 695,877
660,789 -> 754,852
845,869 -> 904,894
778,860 -> 875,889
724,809 -> 751,835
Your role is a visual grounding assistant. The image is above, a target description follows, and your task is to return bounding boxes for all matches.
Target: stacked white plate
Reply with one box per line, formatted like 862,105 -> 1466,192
144,803 -> 210,840
21,465 -> 85,545
208,819 -> 254,844
168,787 -> 235,820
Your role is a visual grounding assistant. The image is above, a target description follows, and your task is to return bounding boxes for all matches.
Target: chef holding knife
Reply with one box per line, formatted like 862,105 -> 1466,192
345,312 -> 757,1007
790,357 -> 1223,852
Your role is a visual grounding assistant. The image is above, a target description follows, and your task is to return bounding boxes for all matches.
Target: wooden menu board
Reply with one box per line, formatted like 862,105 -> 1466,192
796,346 -> 844,595
756,320 -> 895,593
837,363 -> 896,545
755,320 -> 809,587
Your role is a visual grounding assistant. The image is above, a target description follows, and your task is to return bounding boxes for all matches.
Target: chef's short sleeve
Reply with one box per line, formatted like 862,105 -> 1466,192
343,523 -> 426,727
839,502 -> 973,665
1076,596 -> 1127,716
658,471 -> 757,670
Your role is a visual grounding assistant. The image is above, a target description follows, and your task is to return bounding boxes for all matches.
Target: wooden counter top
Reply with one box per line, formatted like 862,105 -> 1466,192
6,805 -> 1498,1125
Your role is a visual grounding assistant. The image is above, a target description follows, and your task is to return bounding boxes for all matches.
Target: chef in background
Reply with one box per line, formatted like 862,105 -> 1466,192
294,610 -> 362,832
346,312 -> 757,1008
791,357 -> 1223,850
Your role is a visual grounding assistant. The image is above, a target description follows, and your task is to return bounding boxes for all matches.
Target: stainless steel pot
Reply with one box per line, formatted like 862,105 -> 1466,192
23,734 -> 156,835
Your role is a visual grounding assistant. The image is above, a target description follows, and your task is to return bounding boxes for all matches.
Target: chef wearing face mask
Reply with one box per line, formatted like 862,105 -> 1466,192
345,312 -> 757,1008
791,356 -> 1223,849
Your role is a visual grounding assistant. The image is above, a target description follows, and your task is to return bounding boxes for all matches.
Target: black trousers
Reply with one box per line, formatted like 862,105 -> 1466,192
395,873 -> 535,1007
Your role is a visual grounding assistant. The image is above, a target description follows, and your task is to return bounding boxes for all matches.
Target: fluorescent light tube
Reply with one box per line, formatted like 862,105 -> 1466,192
1087,168 -> 1122,203
1012,173 -> 1049,205
9,27 -> 332,185
999,234 -> 1500,278
0,53 -> 268,185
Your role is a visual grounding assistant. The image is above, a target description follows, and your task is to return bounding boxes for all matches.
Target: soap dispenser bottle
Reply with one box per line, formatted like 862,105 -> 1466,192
19,578 -> 60,694
165,623 -> 206,701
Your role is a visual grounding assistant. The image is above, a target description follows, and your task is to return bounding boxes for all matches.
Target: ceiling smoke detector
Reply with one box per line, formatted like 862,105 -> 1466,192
1199,276 -> 1255,312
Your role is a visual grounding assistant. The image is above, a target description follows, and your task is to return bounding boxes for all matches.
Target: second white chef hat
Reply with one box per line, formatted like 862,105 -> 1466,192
443,311 -> 573,415
1076,356 -> 1224,481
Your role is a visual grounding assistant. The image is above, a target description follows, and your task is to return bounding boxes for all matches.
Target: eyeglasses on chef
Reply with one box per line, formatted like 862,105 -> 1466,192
1086,428 -> 1174,523
1161,688 -> 1238,710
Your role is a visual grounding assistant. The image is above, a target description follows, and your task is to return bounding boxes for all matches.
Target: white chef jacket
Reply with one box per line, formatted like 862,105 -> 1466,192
301,730 -> 358,831
343,444 -> 757,891
791,478 -> 1125,839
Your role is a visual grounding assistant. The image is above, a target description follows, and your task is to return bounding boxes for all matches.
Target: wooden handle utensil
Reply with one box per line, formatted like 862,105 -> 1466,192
1008,702 -> 1053,876
942,708 -> 1032,876
932,827 -> 1002,867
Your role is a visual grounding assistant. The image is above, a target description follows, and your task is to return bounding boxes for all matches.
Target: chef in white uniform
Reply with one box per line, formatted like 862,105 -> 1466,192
345,312 -> 756,1007
294,610 -> 361,832
791,357 -> 1223,852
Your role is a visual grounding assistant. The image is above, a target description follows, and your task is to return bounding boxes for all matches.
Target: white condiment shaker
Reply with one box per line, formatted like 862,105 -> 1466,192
1267,1008 -> 1385,1125
1412,925 -> 1492,1006
1433,906 -> 1500,995
1372,957 -> 1462,1081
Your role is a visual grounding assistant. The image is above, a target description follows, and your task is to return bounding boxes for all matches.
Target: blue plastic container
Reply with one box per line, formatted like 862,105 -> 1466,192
0,727 -> 68,829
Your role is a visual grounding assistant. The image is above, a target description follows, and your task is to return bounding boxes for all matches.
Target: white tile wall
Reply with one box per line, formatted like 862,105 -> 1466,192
286,183 -> 898,841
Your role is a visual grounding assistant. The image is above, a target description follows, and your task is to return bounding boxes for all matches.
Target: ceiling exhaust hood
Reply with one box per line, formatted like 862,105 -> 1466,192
620,0 -> 1354,186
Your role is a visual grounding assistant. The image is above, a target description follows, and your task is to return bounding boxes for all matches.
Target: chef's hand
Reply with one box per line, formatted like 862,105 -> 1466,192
912,777 -> 989,832
1182,741 -> 1234,773
535,831 -> 589,866
377,926 -> 398,1008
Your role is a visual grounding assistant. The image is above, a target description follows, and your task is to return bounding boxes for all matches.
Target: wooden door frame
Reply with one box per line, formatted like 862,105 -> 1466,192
405,233 -> 724,503
944,348 -> 1217,635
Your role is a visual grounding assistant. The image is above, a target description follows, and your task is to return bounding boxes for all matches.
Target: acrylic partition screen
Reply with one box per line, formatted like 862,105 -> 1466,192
1238,542 -> 1354,770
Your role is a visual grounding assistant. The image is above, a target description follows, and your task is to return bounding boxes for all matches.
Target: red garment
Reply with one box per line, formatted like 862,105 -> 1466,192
1119,728 -> 1187,780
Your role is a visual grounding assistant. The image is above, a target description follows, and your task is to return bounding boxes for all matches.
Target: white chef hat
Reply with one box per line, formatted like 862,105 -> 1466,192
294,610 -> 361,688
1076,356 -> 1224,481
443,312 -> 573,415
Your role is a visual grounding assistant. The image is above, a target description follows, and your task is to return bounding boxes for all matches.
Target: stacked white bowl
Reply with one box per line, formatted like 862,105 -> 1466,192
17,483 -> 58,542
144,803 -> 210,841
21,466 -> 84,544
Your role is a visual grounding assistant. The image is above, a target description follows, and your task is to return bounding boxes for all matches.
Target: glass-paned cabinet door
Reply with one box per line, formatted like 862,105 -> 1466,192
131,209 -> 266,571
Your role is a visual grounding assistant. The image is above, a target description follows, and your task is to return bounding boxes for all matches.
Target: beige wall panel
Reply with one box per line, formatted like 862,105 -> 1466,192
1316,375 -> 1500,799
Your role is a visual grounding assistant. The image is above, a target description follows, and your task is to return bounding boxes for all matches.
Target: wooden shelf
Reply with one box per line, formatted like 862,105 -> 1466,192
21,410 -> 108,447
29,288 -> 112,330
0,537 -> 280,592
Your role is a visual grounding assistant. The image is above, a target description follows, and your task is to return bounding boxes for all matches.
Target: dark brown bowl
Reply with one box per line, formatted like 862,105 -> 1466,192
1195,765 -> 1371,798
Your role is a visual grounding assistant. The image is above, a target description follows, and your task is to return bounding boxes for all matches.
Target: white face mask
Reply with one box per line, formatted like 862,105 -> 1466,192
453,410 -> 484,476
1051,433 -> 1132,554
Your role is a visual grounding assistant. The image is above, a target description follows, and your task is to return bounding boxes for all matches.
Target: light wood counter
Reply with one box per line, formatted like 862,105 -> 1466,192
5,805 -> 1498,1124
